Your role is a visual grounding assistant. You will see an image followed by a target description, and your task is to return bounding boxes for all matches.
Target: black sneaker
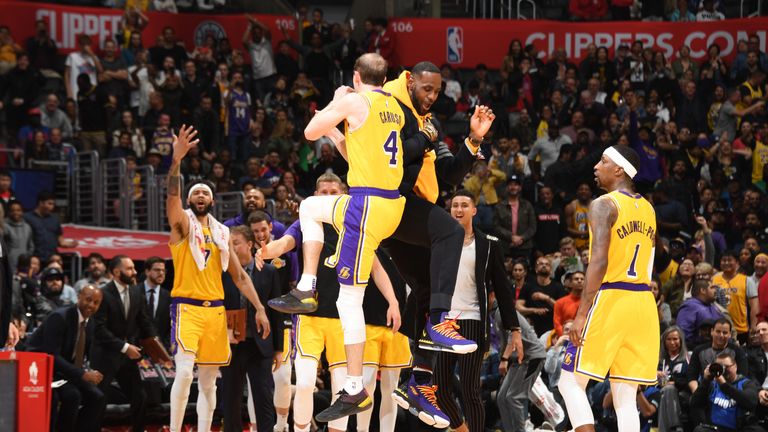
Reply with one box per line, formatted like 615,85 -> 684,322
268,288 -> 318,314
315,389 -> 372,422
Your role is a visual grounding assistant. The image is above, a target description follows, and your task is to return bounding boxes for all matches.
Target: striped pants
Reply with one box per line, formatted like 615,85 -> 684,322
434,319 -> 485,432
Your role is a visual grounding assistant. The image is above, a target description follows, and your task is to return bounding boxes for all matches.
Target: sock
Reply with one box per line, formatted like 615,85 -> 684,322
296,274 -> 317,292
412,367 -> 433,385
275,413 -> 289,431
293,424 -> 310,432
430,309 -> 447,326
343,375 -> 364,395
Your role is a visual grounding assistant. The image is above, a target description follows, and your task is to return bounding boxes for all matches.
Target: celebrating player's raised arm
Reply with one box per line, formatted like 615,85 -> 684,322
167,125 -> 199,244
305,87 -> 365,140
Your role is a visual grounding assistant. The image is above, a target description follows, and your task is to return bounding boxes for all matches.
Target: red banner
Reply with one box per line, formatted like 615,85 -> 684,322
388,17 -> 768,68
60,224 -> 171,261
0,1 -> 296,60
0,351 -> 54,432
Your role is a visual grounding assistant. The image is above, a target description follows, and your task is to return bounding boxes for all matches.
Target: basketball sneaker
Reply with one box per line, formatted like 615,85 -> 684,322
315,388 -> 372,422
391,375 -> 450,428
268,288 -> 318,314
418,312 -> 478,353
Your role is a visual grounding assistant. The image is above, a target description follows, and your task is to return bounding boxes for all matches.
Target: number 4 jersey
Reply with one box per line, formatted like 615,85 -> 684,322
590,190 -> 657,286
344,89 -> 405,190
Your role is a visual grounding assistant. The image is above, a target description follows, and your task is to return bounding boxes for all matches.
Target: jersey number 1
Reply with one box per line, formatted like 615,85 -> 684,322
627,244 -> 640,278
383,130 -> 398,167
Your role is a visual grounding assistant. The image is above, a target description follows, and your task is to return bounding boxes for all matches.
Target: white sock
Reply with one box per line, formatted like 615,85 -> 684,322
275,413 -> 289,431
297,274 -> 317,292
344,375 -> 364,395
294,424 -> 310,432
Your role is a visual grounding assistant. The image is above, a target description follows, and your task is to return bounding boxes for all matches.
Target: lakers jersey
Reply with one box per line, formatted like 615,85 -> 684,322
345,89 -> 405,191
571,201 -> 590,249
589,190 -> 656,285
170,226 -> 225,300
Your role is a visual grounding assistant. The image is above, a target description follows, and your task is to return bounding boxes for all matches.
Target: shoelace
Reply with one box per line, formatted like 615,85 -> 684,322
415,384 -> 441,409
432,316 -> 464,339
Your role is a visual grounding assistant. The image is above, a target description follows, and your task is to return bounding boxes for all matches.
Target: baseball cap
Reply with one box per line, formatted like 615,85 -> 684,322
28,107 -> 41,116
42,267 -> 64,280
507,174 -> 522,185
147,148 -> 163,157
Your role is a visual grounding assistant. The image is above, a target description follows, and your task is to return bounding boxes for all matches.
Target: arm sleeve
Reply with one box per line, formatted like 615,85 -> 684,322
93,298 -> 126,353
434,141 -> 477,186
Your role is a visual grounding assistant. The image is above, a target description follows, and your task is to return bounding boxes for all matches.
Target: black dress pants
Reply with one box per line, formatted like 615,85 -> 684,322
220,340 -> 275,432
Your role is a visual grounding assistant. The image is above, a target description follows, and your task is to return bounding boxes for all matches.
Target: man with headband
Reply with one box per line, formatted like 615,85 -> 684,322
558,144 -> 660,432
166,125 -> 271,432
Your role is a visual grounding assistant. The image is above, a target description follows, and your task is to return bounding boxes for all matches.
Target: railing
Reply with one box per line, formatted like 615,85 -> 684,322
128,165 -> 158,231
99,158 -> 129,228
29,160 -> 71,219
73,151 -> 100,225
60,251 -> 83,286
0,148 -> 24,168
214,191 -> 244,223
155,175 -> 184,232
742,0 -> 763,17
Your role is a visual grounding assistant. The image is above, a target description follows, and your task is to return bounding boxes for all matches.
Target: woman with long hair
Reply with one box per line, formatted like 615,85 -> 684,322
510,259 -> 528,300
662,259 -> 695,316
111,110 -> 146,158
656,326 -> 690,432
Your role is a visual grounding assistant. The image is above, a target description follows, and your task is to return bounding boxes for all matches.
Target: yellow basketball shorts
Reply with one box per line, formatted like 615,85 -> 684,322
295,315 -> 347,369
280,327 -> 292,363
170,299 -> 231,366
364,325 -> 412,370
326,190 -> 405,287
571,282 -> 660,385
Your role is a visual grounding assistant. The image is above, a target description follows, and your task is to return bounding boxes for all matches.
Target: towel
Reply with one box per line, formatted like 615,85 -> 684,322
185,209 -> 230,272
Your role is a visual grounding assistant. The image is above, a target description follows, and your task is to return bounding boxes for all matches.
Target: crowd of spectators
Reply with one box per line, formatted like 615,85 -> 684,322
3,0 -> 768,430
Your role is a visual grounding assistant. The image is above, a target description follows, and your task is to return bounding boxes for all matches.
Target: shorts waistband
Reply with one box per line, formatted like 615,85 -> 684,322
172,297 -> 224,307
348,187 -> 400,199
600,282 -> 650,292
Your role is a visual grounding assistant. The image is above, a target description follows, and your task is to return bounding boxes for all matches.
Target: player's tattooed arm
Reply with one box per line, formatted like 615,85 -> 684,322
570,196 -> 616,346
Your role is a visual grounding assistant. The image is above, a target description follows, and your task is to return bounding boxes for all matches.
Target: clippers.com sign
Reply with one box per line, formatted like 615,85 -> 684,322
388,17 -> 768,68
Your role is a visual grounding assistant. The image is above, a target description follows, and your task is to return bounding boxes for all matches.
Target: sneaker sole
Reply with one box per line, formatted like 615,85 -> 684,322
391,390 -> 450,429
267,300 -> 318,314
418,341 -> 478,354
315,400 -> 372,422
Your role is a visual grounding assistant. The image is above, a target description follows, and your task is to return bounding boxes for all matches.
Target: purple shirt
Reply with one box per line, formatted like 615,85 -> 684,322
676,297 -> 724,345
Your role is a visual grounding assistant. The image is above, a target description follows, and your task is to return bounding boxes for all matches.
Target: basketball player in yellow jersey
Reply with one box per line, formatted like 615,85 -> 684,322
269,53 -> 431,422
166,125 -> 271,432
559,145 -> 659,432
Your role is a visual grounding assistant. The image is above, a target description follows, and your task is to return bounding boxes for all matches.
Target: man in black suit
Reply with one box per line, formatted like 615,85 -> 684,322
142,256 -> 171,349
221,225 -> 284,432
0,238 -> 19,348
91,255 -> 156,432
26,285 -> 106,432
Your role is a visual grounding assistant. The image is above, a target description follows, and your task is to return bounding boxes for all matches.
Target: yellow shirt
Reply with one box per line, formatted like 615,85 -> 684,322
345,89 -> 405,191
752,140 -> 768,184
590,190 -> 656,285
170,226 -> 225,301
571,200 -> 590,250
658,259 -> 679,287
712,272 -> 748,333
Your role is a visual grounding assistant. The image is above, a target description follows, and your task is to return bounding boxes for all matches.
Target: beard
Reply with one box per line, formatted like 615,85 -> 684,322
190,202 -> 213,216
118,271 -> 135,285
409,90 -> 429,116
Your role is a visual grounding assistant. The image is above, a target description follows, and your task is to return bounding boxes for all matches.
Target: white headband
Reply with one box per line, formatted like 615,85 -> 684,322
603,146 -> 637,179
188,183 -> 213,201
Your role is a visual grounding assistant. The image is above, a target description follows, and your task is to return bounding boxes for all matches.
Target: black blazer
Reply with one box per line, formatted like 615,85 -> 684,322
473,227 -> 520,352
0,239 -> 12,347
223,262 -> 284,357
143,284 -> 171,349
91,281 -> 156,376
26,305 -> 94,381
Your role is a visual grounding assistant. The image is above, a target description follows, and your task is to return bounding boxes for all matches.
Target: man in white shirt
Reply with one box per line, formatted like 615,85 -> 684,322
696,0 -> 725,20
243,16 -> 276,100
64,34 -> 102,100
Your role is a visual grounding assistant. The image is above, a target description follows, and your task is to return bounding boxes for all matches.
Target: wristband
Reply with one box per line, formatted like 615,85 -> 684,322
500,357 -> 509,362
509,327 -> 521,332
469,135 -> 483,146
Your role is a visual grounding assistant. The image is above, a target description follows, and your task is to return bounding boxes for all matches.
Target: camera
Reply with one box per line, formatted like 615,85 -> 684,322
709,363 -> 724,378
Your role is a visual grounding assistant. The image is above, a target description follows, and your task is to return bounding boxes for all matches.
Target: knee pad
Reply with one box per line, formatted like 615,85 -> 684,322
294,358 -> 319,393
336,285 -> 366,345
299,196 -> 330,243
197,367 -> 218,392
174,353 -> 195,385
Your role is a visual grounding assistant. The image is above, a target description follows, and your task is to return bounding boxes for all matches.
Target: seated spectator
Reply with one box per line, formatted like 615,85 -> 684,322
677,279 -> 724,346
111,110 -> 145,158
652,276 -> 672,330
544,319 -> 572,388
690,351 -> 760,432
37,267 -> 75,317
552,271 -> 583,337
663,258 -> 696,316
464,160 -> 506,233
688,318 -> 749,393
550,236 -> 584,281
24,130 -> 49,166
3,200 -> 34,273
209,160 -> 235,193
311,142 -> 348,182
40,93 -> 73,140
656,326 -> 689,432
73,253 -> 110,292
25,286 -> 106,432
46,128 -> 76,165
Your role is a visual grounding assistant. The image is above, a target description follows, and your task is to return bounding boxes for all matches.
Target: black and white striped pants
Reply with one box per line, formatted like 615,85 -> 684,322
433,319 -> 485,432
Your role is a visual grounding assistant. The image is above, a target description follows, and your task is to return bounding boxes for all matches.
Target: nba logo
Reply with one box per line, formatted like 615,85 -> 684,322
446,27 -> 463,64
